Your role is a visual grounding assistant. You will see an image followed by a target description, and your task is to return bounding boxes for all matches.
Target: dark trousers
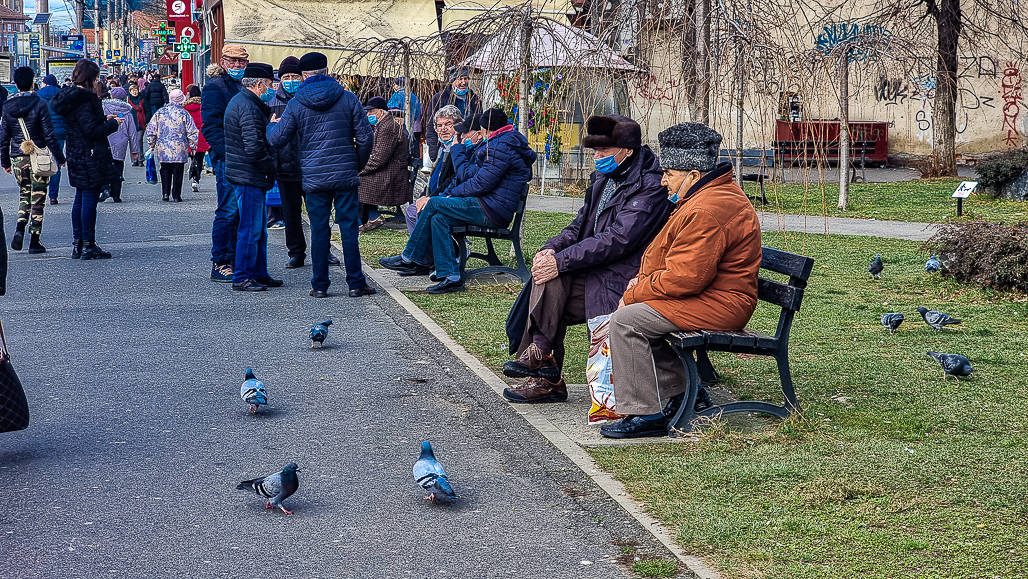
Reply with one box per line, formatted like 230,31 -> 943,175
71,188 -> 100,243
233,185 -> 269,284
159,162 -> 185,200
109,160 -> 125,201
279,180 -> 306,260
189,151 -> 205,183
517,274 -> 587,372
305,189 -> 366,292
402,196 -> 491,280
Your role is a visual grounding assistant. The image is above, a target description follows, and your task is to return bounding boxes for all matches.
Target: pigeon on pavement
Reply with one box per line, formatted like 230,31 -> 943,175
917,307 -> 962,330
927,351 -> 973,380
310,318 -> 333,349
237,463 -> 300,514
868,254 -> 884,279
413,441 -> 458,504
240,368 -> 267,414
881,313 -> 904,334
925,255 -> 942,273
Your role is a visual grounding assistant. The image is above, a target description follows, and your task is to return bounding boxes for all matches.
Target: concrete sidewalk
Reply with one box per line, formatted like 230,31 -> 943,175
527,195 -> 938,241
0,166 -> 688,577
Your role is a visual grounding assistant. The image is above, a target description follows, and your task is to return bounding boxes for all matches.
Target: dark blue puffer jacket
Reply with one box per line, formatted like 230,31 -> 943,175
266,75 -> 372,194
448,128 -> 536,227
224,89 -> 275,190
200,67 -> 242,161
38,84 -> 65,140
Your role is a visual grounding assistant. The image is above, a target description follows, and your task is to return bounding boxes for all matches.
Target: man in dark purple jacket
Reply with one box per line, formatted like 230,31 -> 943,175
501,116 -> 671,404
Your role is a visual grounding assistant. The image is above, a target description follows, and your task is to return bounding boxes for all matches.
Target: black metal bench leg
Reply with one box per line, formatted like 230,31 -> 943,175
456,235 -> 469,279
695,349 -> 720,385
667,348 -> 702,436
484,237 -> 502,266
775,350 -> 801,413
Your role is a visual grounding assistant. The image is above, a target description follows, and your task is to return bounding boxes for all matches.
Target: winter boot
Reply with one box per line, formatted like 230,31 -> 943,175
11,224 -> 24,251
28,233 -> 46,254
71,239 -> 83,259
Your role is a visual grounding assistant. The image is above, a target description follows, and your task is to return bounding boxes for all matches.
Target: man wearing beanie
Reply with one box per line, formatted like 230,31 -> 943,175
204,43 -> 249,283
267,51 -> 376,298
379,107 -> 535,295
224,62 -> 279,292
38,74 -> 65,205
600,122 -> 762,439
500,115 -> 671,406
0,66 -> 67,254
423,66 -> 481,163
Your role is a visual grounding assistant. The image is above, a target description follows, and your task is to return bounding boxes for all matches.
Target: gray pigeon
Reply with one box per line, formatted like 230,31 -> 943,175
868,254 -> 884,279
309,318 -> 333,349
881,313 -> 904,334
917,307 -> 962,331
413,441 -> 457,504
240,368 -> 267,414
237,463 -> 300,514
925,255 -> 942,273
927,351 -> 973,380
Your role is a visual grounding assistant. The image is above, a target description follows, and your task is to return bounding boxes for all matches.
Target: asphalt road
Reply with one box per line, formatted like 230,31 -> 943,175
0,166 -> 681,578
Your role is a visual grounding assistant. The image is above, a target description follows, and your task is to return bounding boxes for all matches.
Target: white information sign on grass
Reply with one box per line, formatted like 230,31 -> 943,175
953,181 -> 978,198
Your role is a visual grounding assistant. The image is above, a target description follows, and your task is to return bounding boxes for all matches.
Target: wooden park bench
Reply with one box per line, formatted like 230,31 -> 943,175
452,184 -> 531,283
719,148 -> 774,205
664,246 -> 815,434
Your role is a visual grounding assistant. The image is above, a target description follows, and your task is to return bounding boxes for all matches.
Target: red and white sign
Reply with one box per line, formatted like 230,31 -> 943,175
166,0 -> 190,20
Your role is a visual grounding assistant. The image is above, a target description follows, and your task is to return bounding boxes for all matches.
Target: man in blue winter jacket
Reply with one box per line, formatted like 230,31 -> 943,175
37,74 -> 64,205
380,108 -> 536,294
266,51 -> 376,299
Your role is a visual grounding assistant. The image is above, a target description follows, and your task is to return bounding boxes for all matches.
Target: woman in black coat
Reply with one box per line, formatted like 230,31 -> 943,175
51,59 -> 121,260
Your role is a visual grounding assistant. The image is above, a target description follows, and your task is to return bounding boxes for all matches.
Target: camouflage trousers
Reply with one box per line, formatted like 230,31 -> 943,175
13,155 -> 50,235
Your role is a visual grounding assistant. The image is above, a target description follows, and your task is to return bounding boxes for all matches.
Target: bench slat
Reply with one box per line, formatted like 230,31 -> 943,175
760,247 -> 815,281
757,278 -> 804,311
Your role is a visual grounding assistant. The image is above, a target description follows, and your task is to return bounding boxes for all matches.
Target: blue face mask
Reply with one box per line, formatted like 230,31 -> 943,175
594,154 -> 620,174
282,79 -> 301,94
260,87 -> 275,103
463,138 -> 474,147
227,67 -> 245,80
454,87 -> 469,97
367,114 -> 379,126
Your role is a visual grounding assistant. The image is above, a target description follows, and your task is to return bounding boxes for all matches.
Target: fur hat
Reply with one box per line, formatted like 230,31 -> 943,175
221,44 -> 248,60
657,122 -> 723,172
363,96 -> 388,111
299,52 -> 328,72
478,108 -> 509,132
582,115 -> 641,150
278,56 -> 301,77
243,63 -> 274,80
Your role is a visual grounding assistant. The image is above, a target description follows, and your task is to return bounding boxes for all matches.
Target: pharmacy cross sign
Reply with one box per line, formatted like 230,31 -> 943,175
174,38 -> 197,60
151,21 -> 174,43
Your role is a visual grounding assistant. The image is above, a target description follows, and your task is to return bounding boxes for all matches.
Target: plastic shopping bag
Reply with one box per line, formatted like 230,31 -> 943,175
587,314 -> 622,423
145,150 -> 158,184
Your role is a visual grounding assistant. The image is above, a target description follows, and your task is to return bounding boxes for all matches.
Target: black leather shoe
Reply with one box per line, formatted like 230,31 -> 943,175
426,278 -> 465,294
80,244 -> 112,260
348,286 -> 377,297
309,289 -> 329,298
379,255 -> 431,276
285,255 -> 305,269
600,415 -> 669,439
256,277 -> 284,288
232,279 -> 267,292
327,253 -> 340,265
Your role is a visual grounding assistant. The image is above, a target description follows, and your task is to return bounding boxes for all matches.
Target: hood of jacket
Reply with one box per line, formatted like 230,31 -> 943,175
51,86 -> 95,116
482,128 -> 537,167
4,92 -> 42,118
183,97 -> 201,109
102,99 -> 133,115
38,85 -> 59,101
206,63 -> 227,78
294,75 -> 345,112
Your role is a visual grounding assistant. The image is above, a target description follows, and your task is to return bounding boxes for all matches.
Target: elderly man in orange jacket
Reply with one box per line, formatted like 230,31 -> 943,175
601,122 -> 763,439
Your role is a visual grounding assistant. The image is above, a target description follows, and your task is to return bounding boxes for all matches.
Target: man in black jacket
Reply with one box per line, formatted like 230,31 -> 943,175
143,73 -> 168,122
423,67 -> 481,163
224,63 -> 279,292
0,67 -> 67,254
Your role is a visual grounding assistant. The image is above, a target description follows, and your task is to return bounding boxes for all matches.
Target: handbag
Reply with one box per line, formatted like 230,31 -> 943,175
145,150 -> 158,184
0,320 -> 29,433
586,314 -> 622,424
16,117 -> 58,177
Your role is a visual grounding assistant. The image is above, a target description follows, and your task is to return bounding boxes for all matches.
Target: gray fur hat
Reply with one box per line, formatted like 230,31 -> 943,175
658,123 -> 723,172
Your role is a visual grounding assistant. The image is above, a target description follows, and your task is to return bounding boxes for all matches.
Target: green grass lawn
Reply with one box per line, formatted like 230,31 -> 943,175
359,214 -> 1028,577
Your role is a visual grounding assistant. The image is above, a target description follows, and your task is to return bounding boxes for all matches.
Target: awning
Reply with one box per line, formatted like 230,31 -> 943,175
459,18 -> 638,72
441,0 -> 576,31
222,0 -> 441,76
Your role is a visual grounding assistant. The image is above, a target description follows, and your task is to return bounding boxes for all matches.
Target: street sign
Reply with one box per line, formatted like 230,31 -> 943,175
32,13 -> 51,26
61,33 -> 83,42
952,181 -> 977,198
29,34 -> 41,59
106,50 -> 112,59
114,49 -> 121,57
167,0 -> 190,20
173,38 -> 197,60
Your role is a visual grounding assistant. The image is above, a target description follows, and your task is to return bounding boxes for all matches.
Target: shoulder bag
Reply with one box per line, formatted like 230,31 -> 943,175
0,320 -> 29,433
17,117 -> 58,177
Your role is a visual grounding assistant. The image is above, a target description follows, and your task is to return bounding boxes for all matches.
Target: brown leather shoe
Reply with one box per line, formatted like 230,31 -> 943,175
502,377 -> 568,404
502,343 -> 560,380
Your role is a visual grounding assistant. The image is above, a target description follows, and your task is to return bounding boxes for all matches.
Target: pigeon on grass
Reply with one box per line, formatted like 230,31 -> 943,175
413,441 -> 458,504
309,318 -> 333,349
881,313 -> 904,334
868,254 -> 884,279
240,368 -> 267,414
925,255 -> 942,273
927,351 -> 973,380
917,307 -> 962,331
237,463 -> 299,514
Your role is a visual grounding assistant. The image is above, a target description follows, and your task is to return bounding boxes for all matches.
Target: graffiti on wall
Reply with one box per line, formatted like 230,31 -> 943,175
1000,62 -> 1023,148
815,22 -> 892,61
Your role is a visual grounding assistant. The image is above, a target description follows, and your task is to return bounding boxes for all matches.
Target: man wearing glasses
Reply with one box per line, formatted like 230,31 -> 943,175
203,44 -> 248,283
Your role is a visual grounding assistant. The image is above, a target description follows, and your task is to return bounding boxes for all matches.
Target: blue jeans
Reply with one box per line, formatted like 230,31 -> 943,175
233,185 -> 270,284
71,188 -> 99,243
306,189 -> 367,292
403,197 -> 491,280
210,158 -> 240,264
49,139 -> 64,200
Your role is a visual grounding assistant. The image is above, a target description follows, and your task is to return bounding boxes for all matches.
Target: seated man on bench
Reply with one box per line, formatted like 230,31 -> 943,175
380,108 -> 536,294
502,115 -> 671,404
601,122 -> 763,439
